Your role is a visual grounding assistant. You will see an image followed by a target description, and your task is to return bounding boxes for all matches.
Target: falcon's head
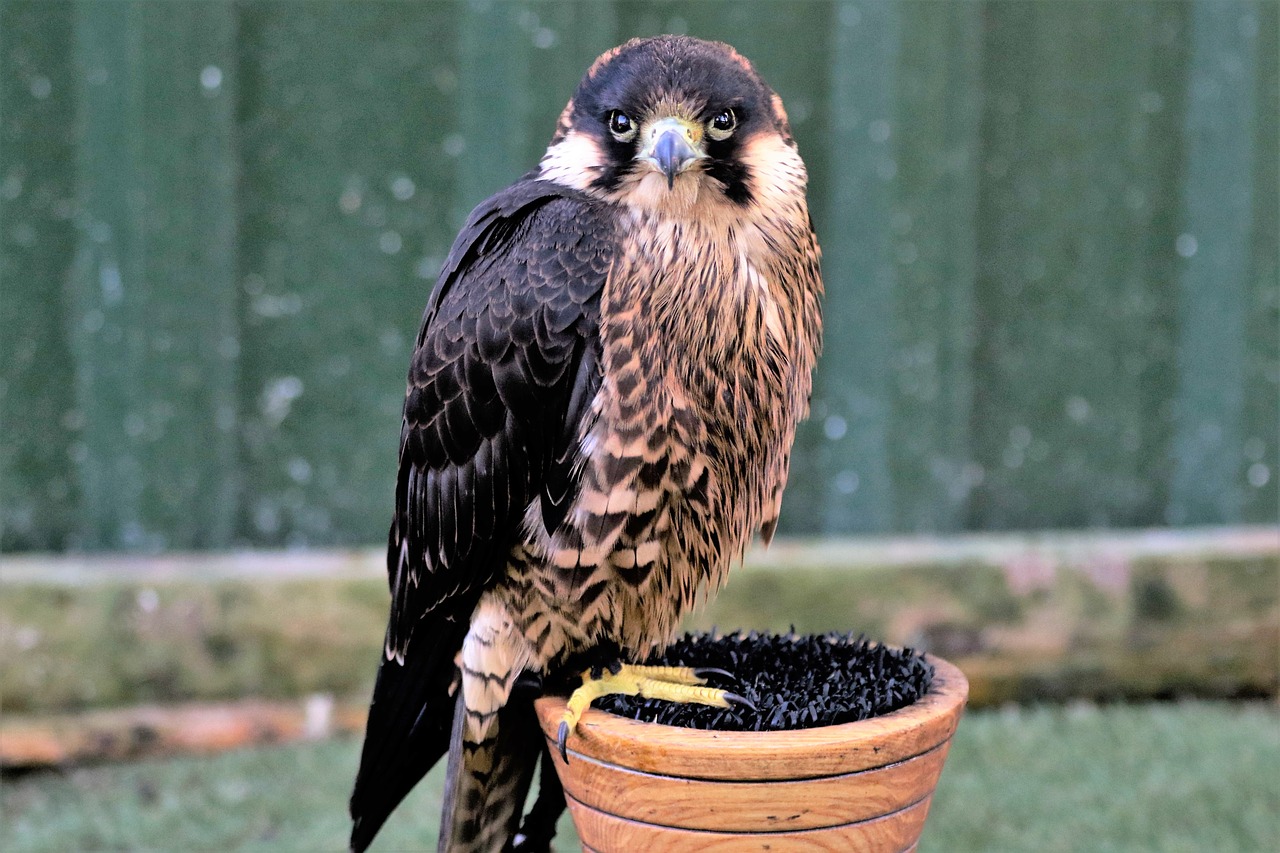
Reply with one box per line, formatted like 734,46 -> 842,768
538,36 -> 802,216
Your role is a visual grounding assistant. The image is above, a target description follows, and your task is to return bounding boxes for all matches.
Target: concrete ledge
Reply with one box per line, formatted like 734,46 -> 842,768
1,527 -> 1275,730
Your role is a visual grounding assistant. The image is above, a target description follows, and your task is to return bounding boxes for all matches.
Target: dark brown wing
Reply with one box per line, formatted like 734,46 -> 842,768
350,179 -> 615,851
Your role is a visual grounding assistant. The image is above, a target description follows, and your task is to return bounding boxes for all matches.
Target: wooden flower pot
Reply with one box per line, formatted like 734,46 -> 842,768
534,655 -> 967,853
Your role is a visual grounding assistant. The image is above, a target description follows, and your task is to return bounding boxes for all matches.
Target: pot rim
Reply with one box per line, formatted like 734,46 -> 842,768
535,653 -> 968,780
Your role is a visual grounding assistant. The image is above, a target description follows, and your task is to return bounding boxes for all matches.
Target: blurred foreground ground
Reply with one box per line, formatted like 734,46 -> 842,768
3,702 -> 1276,853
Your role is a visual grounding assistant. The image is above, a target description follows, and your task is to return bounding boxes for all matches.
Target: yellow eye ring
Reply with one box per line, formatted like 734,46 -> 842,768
708,108 -> 737,140
607,110 -> 637,142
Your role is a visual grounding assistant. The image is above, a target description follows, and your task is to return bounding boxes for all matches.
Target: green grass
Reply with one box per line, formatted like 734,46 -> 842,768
927,702 -> 1279,852
2,703 -> 1276,852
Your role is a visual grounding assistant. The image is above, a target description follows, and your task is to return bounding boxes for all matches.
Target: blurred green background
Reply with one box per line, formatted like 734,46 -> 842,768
3,0 -> 1275,555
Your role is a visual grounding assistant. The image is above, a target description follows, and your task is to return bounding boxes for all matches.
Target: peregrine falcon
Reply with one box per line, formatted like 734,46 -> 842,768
350,35 -> 823,852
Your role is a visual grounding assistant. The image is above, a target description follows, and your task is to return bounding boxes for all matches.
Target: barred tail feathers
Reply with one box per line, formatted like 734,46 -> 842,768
438,600 -> 538,852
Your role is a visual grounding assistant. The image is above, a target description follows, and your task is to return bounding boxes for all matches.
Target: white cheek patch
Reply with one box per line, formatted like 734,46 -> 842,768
739,132 -> 807,209
538,130 -> 606,190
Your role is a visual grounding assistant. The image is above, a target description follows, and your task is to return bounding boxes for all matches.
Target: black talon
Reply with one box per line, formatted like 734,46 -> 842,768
606,659 -> 624,675
724,692 -> 758,713
557,721 -> 570,764
692,666 -> 734,683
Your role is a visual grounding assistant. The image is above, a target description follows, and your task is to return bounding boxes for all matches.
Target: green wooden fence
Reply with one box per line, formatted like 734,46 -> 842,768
1,1 -> 1275,552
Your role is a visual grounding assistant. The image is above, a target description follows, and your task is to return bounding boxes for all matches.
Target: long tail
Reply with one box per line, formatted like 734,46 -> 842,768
349,617 -> 469,853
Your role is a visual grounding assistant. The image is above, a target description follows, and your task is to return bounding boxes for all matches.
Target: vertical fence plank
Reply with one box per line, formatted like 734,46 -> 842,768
452,0 -> 533,220
235,3 -> 459,548
67,3 -> 135,549
0,1 -> 79,550
1241,0 -> 1278,522
1120,2 -> 1195,526
788,0 -> 900,534
1169,0 -> 1263,523
886,1 -> 983,532
67,2 -> 240,549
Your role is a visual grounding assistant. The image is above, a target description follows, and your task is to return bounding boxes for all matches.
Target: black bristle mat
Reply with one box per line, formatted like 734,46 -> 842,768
594,630 -> 933,732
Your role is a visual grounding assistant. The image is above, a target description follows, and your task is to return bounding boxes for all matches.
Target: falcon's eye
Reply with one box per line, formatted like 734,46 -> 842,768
708,108 -> 737,140
607,110 -> 636,142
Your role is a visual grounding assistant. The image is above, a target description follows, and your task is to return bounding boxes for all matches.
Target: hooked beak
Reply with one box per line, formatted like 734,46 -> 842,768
638,117 -> 705,189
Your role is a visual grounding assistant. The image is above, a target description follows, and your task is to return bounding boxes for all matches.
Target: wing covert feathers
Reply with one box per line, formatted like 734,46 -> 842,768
349,180 -> 614,852
387,181 -> 614,661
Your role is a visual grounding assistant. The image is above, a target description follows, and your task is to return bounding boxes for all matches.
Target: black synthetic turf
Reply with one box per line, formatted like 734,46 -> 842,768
594,631 -> 933,732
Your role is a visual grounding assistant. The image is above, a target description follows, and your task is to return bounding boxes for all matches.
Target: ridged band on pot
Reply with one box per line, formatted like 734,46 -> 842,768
534,654 -> 968,853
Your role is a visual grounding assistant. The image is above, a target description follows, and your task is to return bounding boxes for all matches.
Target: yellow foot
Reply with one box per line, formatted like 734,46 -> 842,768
555,664 -> 754,761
